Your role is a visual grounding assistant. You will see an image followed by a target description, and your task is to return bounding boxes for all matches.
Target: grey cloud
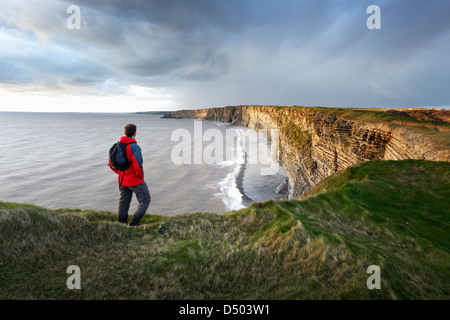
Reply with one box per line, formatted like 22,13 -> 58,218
1,0 -> 449,108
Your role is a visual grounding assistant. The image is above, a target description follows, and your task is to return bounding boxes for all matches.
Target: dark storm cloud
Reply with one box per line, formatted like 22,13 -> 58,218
1,0 -> 449,108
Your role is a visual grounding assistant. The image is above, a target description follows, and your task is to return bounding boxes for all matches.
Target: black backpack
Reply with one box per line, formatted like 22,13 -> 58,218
109,142 -> 133,171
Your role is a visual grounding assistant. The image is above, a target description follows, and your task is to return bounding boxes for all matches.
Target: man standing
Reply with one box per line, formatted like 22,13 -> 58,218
109,123 -> 151,226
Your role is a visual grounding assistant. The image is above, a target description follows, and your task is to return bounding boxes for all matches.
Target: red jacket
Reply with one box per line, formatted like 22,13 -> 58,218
109,136 -> 144,187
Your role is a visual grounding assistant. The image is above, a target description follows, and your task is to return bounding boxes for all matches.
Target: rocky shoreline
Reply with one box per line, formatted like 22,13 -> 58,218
236,161 -> 253,206
163,106 -> 450,198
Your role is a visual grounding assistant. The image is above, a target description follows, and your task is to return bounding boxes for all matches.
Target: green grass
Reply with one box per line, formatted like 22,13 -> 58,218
281,121 -> 312,151
288,105 -> 448,125
0,160 -> 449,299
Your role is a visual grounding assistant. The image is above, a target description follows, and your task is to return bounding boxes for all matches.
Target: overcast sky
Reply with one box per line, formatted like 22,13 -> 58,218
0,0 -> 449,112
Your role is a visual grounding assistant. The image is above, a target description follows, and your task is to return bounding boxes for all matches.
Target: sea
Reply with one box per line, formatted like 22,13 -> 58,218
0,112 -> 288,215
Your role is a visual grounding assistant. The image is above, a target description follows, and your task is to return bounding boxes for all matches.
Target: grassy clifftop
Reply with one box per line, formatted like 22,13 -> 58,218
0,160 -> 449,299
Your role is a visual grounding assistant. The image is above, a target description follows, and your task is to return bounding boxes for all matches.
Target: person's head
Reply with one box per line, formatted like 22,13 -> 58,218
124,124 -> 137,138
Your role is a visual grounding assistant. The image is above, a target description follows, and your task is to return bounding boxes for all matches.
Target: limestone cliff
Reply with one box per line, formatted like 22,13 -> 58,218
163,106 -> 450,198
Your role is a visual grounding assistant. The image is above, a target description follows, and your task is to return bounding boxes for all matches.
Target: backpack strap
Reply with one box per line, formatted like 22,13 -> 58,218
124,142 -> 136,162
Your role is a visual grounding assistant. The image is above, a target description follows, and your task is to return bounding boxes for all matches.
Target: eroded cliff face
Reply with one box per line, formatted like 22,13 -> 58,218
163,106 -> 450,198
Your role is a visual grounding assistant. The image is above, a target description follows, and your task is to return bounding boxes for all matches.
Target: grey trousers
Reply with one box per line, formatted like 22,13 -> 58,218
118,181 -> 151,226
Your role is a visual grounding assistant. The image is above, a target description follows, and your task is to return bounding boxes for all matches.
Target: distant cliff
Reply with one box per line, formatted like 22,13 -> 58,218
163,106 -> 450,198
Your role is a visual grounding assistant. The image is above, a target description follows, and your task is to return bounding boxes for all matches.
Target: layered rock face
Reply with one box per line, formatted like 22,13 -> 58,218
163,106 -> 449,198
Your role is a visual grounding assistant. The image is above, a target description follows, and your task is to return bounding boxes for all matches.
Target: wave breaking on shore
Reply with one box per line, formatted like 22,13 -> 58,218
215,125 -> 287,211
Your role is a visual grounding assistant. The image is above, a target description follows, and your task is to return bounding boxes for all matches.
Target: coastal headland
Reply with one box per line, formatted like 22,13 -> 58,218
163,105 -> 450,198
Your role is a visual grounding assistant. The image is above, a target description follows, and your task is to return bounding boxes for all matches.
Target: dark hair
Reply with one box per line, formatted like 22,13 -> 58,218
124,124 -> 137,137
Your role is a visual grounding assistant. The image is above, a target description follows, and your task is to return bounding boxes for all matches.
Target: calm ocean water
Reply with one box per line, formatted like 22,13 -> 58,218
0,112 -> 288,215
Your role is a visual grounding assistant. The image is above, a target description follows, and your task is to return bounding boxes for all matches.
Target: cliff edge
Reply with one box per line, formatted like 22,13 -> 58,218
163,106 -> 450,198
